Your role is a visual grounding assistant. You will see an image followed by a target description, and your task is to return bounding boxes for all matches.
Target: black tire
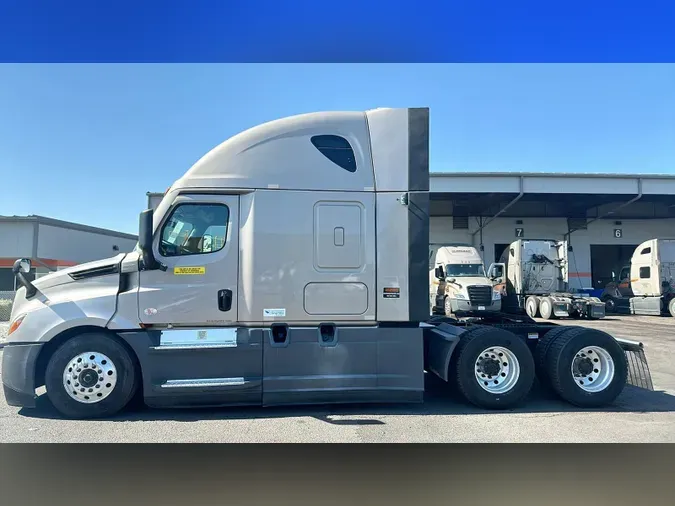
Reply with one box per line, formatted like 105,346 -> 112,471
602,295 -> 617,313
45,332 -> 138,419
539,297 -> 554,320
534,326 -> 573,388
668,298 -> 675,318
544,327 -> 628,408
525,296 -> 539,318
451,326 -> 535,410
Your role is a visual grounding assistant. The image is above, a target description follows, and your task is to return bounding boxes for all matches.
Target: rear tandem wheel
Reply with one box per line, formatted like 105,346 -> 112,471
537,326 -> 628,407
450,326 -> 535,410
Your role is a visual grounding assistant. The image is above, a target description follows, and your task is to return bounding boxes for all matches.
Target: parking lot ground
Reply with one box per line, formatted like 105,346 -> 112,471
1,315 -> 674,443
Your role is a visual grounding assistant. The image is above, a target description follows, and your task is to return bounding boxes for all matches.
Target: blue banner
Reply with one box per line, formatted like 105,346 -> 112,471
0,0 -> 673,62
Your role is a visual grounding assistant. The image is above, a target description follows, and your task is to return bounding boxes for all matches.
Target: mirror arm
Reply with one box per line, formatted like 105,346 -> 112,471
12,259 -> 37,298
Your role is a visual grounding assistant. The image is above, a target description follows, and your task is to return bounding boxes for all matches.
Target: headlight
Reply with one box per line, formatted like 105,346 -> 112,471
455,293 -> 467,300
8,314 -> 26,336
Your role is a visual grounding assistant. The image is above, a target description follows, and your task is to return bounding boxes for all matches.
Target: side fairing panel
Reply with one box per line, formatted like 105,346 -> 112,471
366,108 -> 429,192
238,190 -> 376,324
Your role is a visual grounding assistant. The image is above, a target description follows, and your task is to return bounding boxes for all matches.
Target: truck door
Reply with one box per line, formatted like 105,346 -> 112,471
139,194 -> 241,326
137,194 -> 262,404
631,244 -> 656,296
618,266 -> 632,297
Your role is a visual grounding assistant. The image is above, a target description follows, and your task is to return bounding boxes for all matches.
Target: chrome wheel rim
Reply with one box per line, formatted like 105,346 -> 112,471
62,352 -> 117,404
475,346 -> 521,394
571,346 -> 615,393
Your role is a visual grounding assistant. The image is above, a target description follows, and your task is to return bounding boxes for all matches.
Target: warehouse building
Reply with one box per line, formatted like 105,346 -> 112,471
429,172 -> 675,291
147,171 -> 675,292
0,215 -> 138,291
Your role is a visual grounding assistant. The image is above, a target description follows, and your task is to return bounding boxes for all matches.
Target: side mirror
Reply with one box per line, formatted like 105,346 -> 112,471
12,258 -> 31,274
139,209 -> 159,270
435,266 -> 444,279
12,258 -> 37,298
495,277 -> 503,284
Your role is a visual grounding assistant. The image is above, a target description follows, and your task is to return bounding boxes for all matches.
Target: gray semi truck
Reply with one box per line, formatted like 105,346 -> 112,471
2,107 -> 652,419
488,239 -> 605,320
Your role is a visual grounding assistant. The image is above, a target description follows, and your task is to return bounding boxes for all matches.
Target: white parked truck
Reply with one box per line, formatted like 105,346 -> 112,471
488,239 -> 605,320
429,244 -> 501,316
2,107 -> 651,419
601,238 -> 675,316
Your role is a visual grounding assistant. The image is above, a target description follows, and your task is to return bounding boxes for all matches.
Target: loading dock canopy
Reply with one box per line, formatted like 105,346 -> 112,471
430,172 -> 675,219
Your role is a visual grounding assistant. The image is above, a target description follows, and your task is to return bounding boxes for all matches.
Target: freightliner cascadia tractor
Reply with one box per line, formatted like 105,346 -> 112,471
3,108 -> 652,419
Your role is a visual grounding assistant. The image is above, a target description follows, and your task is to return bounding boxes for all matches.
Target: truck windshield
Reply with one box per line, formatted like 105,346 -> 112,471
445,263 -> 486,277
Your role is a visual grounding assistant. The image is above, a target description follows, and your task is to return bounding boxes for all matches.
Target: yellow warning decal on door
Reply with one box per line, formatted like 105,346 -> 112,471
174,266 -> 206,275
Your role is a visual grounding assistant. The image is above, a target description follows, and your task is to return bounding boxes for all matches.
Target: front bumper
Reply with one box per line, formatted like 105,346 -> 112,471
2,343 -> 43,408
451,298 -> 501,313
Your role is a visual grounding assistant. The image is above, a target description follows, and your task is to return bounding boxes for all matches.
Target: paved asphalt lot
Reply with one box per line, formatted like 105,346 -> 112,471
1,315 -> 675,442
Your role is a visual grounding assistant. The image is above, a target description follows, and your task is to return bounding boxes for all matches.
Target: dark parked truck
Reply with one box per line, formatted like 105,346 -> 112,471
3,107 -> 652,419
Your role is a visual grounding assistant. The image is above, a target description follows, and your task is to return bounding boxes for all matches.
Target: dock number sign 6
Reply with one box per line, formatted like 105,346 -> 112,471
515,228 -> 524,238
614,229 -> 623,238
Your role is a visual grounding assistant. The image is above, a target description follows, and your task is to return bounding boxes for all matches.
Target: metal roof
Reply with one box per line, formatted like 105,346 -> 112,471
0,215 -> 138,240
430,171 -> 675,196
149,171 -> 675,219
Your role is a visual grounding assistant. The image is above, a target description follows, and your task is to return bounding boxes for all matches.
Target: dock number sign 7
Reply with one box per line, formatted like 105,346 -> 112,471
614,229 -> 623,238
515,228 -> 524,238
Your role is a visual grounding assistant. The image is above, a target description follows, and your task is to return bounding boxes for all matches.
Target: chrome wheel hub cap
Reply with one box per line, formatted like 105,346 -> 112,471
572,346 -> 615,393
475,346 -> 521,394
62,352 -> 117,404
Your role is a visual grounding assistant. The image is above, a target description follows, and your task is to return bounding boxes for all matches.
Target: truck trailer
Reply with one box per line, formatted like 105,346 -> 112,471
2,107 -> 652,419
602,238 -> 675,316
488,239 -> 606,320
429,244 -> 502,317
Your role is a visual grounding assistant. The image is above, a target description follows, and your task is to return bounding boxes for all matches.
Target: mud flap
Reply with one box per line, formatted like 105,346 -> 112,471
616,338 -> 654,391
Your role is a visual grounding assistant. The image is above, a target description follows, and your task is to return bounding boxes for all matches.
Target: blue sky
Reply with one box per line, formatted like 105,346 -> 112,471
0,64 -> 673,234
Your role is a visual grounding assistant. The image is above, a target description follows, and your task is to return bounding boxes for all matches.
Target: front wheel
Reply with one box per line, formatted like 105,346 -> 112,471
45,332 -> 138,419
602,295 -> 617,313
668,298 -> 675,318
451,326 -> 535,409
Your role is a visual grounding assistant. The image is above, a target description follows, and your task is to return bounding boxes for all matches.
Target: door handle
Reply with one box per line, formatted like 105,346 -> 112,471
218,289 -> 233,312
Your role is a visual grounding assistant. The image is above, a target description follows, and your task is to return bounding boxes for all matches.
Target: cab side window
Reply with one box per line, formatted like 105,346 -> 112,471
159,203 -> 229,257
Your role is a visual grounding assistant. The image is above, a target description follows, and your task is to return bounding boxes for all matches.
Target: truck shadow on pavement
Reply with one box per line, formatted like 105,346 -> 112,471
18,374 -> 675,425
